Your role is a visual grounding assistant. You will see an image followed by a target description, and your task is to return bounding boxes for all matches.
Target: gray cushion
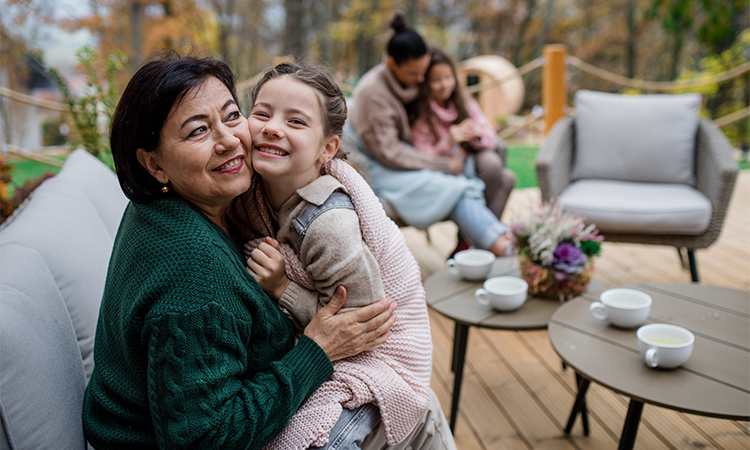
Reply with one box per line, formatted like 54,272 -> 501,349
0,175 -> 113,380
55,149 -> 128,237
0,245 -> 87,450
559,179 -> 712,234
572,90 -> 701,185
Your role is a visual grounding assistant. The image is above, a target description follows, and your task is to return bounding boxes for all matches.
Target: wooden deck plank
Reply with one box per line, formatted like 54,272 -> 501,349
429,310 -> 526,449
475,329 -> 618,450
408,172 -> 749,449
465,331 -> 579,450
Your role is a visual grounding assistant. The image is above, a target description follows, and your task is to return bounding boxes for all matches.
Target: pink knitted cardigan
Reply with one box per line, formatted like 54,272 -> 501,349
241,159 -> 433,449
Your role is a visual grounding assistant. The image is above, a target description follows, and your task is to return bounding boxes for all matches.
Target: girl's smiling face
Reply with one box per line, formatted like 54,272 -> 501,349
427,62 -> 456,107
248,76 -> 339,201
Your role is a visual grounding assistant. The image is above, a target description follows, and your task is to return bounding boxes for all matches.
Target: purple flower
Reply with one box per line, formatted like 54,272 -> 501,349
551,242 -> 588,274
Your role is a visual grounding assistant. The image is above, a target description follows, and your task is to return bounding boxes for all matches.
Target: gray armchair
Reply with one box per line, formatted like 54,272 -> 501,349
536,90 -> 738,282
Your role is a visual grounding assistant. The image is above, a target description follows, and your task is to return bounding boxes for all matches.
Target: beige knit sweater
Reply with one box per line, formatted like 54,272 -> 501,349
237,159 -> 433,449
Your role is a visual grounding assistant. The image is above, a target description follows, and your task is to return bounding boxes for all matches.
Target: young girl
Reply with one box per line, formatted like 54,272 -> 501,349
413,47 -> 515,215
410,47 -> 515,256
229,63 -> 448,450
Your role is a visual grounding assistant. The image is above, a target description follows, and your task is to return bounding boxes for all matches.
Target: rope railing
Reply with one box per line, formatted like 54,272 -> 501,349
567,56 -> 750,92
1,54 -> 747,148
713,106 -> 750,128
0,86 -> 67,111
3,55 -> 747,108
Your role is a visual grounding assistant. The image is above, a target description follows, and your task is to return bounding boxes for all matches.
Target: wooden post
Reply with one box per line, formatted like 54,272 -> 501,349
0,124 -> 7,201
0,152 -> 7,202
543,44 -> 568,135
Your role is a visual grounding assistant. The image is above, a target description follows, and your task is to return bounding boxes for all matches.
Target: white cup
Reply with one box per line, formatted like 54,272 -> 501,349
589,288 -> 652,328
637,323 -> 694,369
475,276 -> 528,311
446,249 -> 495,281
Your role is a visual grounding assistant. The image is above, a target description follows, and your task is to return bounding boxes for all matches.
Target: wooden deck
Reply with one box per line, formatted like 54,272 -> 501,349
401,171 -> 750,450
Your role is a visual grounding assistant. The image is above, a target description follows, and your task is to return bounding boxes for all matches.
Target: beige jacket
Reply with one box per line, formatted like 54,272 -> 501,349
350,63 -> 452,173
275,175 -> 385,330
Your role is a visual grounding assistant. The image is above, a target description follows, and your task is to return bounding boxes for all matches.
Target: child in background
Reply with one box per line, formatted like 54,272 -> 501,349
411,47 -> 515,224
229,62 -> 436,450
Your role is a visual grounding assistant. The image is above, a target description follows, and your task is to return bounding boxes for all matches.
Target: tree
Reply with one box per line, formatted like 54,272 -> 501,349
697,0 -> 750,54
67,0 -> 214,76
284,0 -> 307,58
651,0 -> 697,80
48,47 -> 126,163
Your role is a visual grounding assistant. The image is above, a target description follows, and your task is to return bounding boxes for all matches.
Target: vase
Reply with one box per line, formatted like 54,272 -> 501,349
518,253 -> 595,301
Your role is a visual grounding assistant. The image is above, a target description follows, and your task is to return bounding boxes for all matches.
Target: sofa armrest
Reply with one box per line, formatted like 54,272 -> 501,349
695,119 -> 739,236
536,117 -> 575,201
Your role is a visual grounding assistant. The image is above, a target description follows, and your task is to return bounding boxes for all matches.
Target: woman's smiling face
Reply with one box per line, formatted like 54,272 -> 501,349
140,76 -> 252,216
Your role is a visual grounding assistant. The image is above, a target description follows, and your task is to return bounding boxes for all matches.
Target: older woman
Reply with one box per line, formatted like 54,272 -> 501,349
81,52 -> 395,449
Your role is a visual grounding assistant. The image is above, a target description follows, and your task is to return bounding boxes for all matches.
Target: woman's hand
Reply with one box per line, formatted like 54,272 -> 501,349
304,287 -> 396,362
246,237 -> 291,300
449,148 -> 467,175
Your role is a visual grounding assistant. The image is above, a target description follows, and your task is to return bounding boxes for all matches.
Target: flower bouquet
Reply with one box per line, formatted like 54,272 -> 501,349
510,201 -> 603,301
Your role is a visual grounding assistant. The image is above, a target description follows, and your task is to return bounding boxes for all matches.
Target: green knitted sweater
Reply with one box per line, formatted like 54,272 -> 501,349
82,196 -> 334,449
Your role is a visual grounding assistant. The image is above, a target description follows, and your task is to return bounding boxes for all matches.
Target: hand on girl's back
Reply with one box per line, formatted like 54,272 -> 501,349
449,149 -> 467,175
246,236 -> 291,300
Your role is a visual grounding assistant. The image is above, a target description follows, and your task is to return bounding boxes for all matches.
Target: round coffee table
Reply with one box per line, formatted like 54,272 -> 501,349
424,256 -> 604,430
548,283 -> 750,450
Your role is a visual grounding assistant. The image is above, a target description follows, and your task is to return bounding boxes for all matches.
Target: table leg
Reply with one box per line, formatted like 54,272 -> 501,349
449,323 -> 470,431
564,372 -> 591,435
617,400 -> 644,450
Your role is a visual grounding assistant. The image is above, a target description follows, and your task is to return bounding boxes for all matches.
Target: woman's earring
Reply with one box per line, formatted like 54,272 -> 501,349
161,184 -> 170,193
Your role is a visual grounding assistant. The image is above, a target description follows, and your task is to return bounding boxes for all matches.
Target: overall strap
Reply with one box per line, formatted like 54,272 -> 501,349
290,191 -> 355,253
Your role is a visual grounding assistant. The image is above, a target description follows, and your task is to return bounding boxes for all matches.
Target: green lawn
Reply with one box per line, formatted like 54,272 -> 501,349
5,156 -> 63,197
506,144 -> 539,189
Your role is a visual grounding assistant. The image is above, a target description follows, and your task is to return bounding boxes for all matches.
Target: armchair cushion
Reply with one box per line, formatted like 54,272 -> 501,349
572,90 -> 701,185
0,151 -> 125,380
559,179 -> 712,235
0,245 -> 88,450
54,149 -> 128,237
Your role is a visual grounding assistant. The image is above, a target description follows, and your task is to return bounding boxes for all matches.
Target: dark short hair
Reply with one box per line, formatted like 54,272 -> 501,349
111,50 -> 238,203
386,13 -> 427,65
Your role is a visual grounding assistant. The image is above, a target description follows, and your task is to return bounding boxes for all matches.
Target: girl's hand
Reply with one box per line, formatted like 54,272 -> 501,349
449,148 -> 467,175
246,237 -> 291,300
464,118 -> 482,139
304,287 -> 396,361
449,120 -> 476,145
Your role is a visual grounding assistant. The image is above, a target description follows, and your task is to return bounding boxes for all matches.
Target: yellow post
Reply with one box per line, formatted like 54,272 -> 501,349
0,155 -> 7,201
542,44 -> 568,135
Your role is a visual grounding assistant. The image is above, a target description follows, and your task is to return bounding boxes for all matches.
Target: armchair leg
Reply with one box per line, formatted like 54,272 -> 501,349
687,250 -> 699,283
676,247 -> 687,269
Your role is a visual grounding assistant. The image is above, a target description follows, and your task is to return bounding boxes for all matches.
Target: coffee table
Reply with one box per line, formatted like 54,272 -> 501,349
548,283 -> 750,450
424,256 -> 604,430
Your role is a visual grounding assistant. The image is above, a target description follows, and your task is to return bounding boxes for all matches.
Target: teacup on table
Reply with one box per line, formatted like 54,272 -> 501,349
590,288 -> 652,328
637,323 -> 694,369
475,276 -> 528,311
446,249 -> 495,281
